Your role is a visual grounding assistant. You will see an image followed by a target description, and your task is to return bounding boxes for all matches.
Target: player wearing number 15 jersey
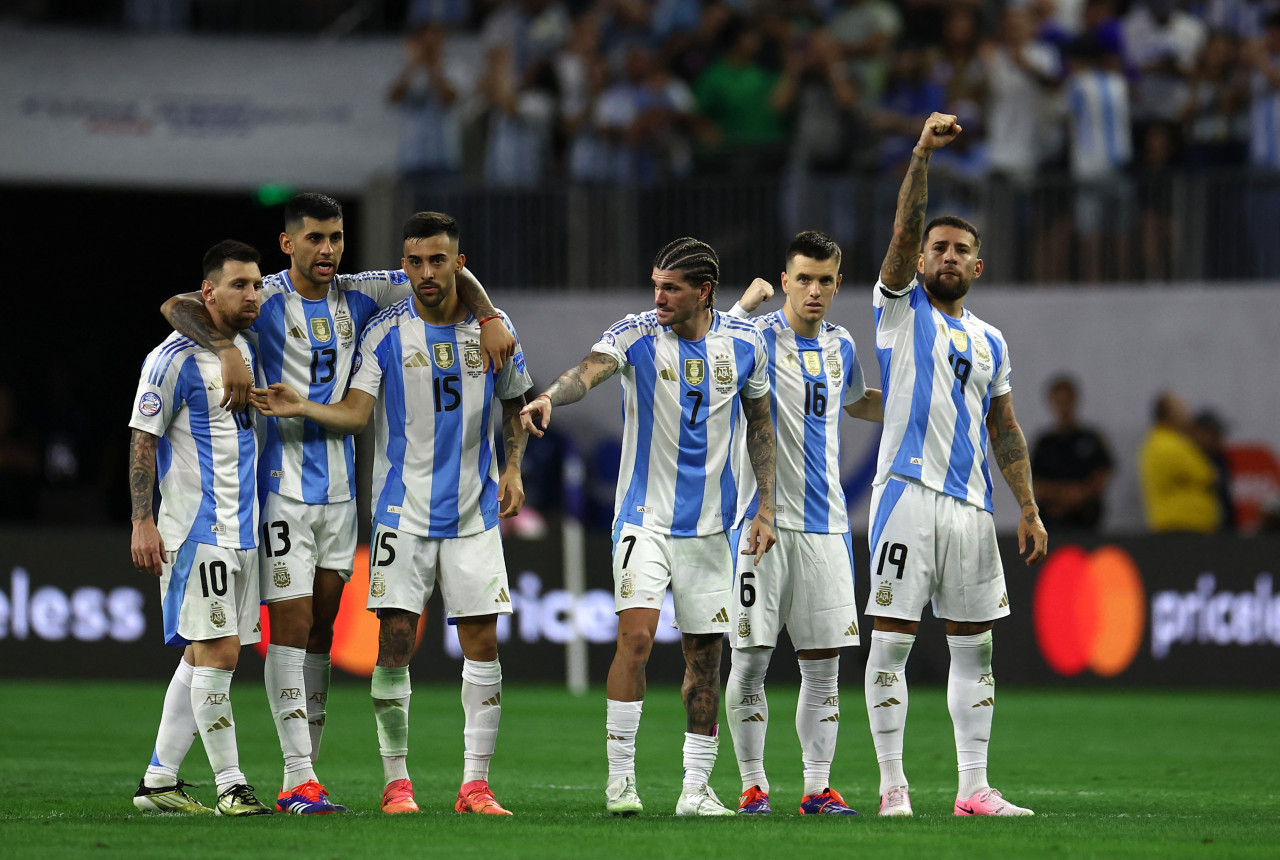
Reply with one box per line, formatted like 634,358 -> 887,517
520,237 -> 778,818
129,240 -> 271,817
863,114 -> 1047,819
252,211 -> 531,817
162,194 -> 514,814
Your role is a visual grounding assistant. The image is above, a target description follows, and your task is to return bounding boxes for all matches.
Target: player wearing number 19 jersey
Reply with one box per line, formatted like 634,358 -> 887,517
863,114 -> 1047,819
519,237 -> 778,818
723,232 -> 883,818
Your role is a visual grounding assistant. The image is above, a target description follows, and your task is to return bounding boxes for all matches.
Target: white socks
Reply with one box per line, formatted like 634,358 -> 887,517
948,631 -> 995,797
797,656 -> 840,796
265,644 -> 315,789
682,731 -> 720,788
372,665 -> 411,785
191,665 -> 245,794
144,658 -> 197,788
726,647 -> 771,793
865,630 -> 915,795
303,652 -> 331,764
461,658 -> 503,784
605,699 -> 643,779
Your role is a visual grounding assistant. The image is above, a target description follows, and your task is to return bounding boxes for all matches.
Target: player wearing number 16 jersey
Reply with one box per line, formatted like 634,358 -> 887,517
723,231 -> 883,817
864,113 -> 1047,819
129,240 -> 271,817
520,237 -> 778,818
162,194 -> 514,814
252,211 -> 532,817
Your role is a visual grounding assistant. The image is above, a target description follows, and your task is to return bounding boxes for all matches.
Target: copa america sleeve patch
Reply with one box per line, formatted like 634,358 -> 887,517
353,352 -> 363,374
137,391 -> 162,417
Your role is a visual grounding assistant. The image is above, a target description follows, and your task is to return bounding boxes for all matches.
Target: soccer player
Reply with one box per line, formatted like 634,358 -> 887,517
129,240 -> 272,817
864,113 -> 1048,817
722,231 -> 883,816
161,193 -> 514,814
252,211 -> 531,816
520,238 -> 778,817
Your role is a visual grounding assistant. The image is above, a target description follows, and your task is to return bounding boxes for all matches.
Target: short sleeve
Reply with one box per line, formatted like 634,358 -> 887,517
494,314 -> 534,400
990,335 -> 1012,398
129,347 -> 186,437
349,322 -> 388,398
743,330 -> 770,400
873,276 -> 917,332
341,270 -> 412,310
590,317 -> 636,368
841,340 -> 868,407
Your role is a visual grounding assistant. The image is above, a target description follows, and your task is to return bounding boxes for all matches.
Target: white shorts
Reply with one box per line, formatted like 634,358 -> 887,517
366,524 -> 512,620
865,478 -> 1010,623
613,522 -> 733,635
259,492 -> 357,603
731,526 -> 859,650
160,540 -> 261,646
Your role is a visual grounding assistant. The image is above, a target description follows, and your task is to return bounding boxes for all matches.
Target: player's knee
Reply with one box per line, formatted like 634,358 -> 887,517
615,626 -> 655,664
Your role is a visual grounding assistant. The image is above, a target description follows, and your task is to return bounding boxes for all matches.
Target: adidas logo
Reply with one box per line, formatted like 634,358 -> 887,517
403,351 -> 431,368
971,697 -> 994,708
873,698 -> 901,709
309,716 -> 326,727
845,622 -> 859,637
282,708 -> 307,721
742,712 -> 766,722
207,716 -> 233,732
481,695 -> 501,707
606,733 -> 629,741
495,588 -> 510,603
712,608 -> 730,623
288,325 -> 307,339
820,714 -> 840,723
998,593 -> 1010,608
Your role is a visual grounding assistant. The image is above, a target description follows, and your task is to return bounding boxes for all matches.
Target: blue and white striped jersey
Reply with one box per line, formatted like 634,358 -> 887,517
249,269 -> 410,505
591,310 -> 770,537
731,309 -> 868,533
130,333 -> 260,549
1066,69 -> 1132,180
873,278 -> 1012,513
350,299 -> 533,539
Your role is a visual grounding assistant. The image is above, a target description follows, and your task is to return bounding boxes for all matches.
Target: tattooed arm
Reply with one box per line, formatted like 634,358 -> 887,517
880,112 -> 963,289
129,429 -> 166,577
497,394 -> 530,518
740,391 -> 778,564
455,267 -> 516,373
518,352 -> 621,437
986,393 -> 1048,565
160,292 -> 252,412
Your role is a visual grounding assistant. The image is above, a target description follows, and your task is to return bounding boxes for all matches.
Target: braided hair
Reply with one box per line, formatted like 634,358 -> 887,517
652,237 -> 719,309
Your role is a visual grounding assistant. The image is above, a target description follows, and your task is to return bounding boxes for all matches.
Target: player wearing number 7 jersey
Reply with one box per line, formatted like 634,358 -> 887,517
864,113 -> 1048,818
160,194 -> 516,814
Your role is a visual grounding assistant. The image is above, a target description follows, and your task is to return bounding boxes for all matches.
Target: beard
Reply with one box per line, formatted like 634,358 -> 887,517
924,270 -> 971,303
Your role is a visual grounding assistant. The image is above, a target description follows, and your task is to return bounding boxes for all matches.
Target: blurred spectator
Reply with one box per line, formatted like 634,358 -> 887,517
931,7 -> 988,135
557,9 -> 613,182
827,0 -> 903,103
664,0 -> 736,83
1031,375 -> 1114,531
1135,121 -> 1180,280
1064,35 -> 1133,282
387,23 -> 468,185
1244,10 -> 1280,278
1139,391 -> 1222,533
407,0 -> 473,28
0,384 -> 41,523
1183,30 -> 1250,168
1224,437 -> 1280,534
983,5 -> 1063,184
872,45 -> 947,171
593,44 -> 696,185
693,16 -> 790,173
1078,0 -> 1128,68
1122,0 -> 1208,129
1190,409 -> 1236,531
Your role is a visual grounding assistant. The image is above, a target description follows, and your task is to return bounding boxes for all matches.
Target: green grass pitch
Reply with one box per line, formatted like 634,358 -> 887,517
2,680 -> 1278,858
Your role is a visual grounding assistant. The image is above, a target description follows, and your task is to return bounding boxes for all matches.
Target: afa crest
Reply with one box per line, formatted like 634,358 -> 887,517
683,358 -> 704,385
273,561 -> 290,589
973,337 -> 991,363
738,613 -> 751,638
875,583 -> 894,607
310,317 -> 333,343
713,355 -> 734,386
336,316 -> 354,340
463,341 -> 483,372
210,604 -> 227,628
619,574 -> 635,599
433,342 -> 456,369
802,350 -> 822,376
370,573 -> 386,598
826,351 -> 842,382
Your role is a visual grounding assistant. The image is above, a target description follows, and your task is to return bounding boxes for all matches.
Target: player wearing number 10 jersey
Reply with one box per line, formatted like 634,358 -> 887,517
863,114 -> 1047,819
162,194 -> 515,814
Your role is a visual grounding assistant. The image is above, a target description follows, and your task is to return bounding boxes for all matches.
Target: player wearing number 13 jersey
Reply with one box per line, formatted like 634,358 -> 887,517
863,114 -> 1047,819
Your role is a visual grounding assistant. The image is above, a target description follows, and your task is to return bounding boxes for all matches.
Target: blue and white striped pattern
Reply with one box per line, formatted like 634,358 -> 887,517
873,279 -> 1011,513
130,333 -> 260,548
251,269 -> 410,504
1251,59 -> 1280,169
592,310 -> 770,537
1067,69 -> 1131,179
350,300 -> 532,539
735,310 -> 868,533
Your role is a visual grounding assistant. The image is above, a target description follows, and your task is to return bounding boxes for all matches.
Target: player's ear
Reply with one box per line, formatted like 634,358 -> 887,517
200,279 -> 215,302
916,253 -> 925,274
972,258 -> 984,279
455,252 -> 466,272
279,231 -> 292,255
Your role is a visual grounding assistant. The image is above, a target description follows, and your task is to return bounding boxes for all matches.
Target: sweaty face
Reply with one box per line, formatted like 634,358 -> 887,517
782,254 -> 841,328
206,260 -> 263,331
283,216 -> 344,288
919,225 -> 981,305
403,233 -> 462,310
651,267 -> 707,329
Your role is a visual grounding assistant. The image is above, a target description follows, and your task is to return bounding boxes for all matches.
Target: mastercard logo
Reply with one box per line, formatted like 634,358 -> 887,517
1032,545 -> 1145,677
253,544 -> 427,676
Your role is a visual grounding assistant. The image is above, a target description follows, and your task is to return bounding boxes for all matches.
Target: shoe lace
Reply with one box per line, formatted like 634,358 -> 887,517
232,785 -> 259,804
